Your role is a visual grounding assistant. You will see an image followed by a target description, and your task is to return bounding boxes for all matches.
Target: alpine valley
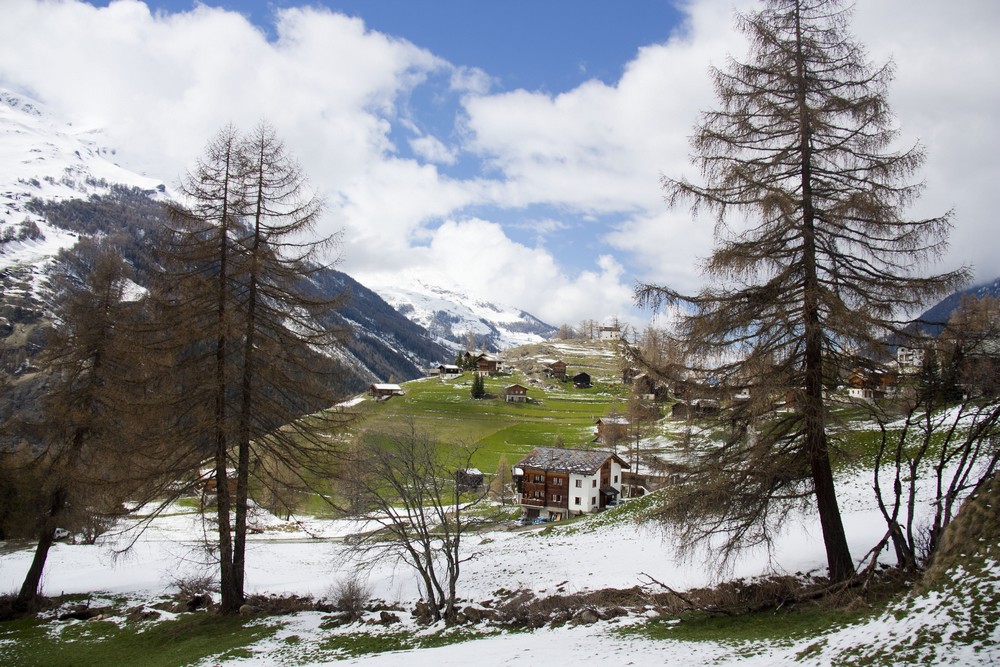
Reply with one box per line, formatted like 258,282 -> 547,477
0,89 -> 555,403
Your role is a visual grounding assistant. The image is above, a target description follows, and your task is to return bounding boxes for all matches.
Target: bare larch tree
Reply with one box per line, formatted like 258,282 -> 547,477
636,0 -> 967,581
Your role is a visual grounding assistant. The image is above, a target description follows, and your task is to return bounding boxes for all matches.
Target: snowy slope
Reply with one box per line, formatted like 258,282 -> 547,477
1,459 -> 996,665
0,89 -> 167,271
361,271 -> 557,353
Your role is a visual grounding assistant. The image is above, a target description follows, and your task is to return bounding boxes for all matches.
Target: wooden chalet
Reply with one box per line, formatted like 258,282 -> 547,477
477,354 -> 501,374
671,398 -> 720,420
455,468 -> 484,492
368,383 -> 404,400
505,383 -> 529,403
545,360 -> 568,380
436,364 -> 462,378
573,372 -> 592,389
632,373 -> 669,401
595,416 -> 629,441
513,447 -> 628,521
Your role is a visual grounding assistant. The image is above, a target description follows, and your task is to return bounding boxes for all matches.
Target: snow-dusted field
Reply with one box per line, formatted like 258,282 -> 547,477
1,462 -> 997,665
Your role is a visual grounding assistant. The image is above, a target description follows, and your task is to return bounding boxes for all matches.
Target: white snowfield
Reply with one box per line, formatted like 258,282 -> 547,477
2,460 -> 997,665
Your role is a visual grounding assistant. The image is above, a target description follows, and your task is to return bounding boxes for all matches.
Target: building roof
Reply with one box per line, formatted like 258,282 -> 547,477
596,416 -> 629,425
515,447 -> 628,475
371,383 -> 402,391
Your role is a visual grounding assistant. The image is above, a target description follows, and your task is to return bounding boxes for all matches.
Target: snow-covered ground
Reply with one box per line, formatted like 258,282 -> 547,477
3,456 -> 997,665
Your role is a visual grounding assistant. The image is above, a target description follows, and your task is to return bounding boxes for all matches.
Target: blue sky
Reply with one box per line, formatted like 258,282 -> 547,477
4,1 -> 999,327
85,1 -> 684,91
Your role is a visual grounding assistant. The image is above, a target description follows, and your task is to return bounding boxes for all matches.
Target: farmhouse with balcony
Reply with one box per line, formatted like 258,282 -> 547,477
513,447 -> 628,521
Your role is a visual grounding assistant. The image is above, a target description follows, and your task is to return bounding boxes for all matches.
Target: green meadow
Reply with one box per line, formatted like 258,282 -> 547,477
347,341 -> 633,473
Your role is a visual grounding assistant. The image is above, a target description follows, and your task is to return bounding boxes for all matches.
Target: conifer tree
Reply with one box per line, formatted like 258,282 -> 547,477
637,0 -> 967,581
13,240 -> 137,611
154,124 -> 348,612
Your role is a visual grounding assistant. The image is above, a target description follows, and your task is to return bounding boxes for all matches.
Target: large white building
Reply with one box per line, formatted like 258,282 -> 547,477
513,447 -> 628,521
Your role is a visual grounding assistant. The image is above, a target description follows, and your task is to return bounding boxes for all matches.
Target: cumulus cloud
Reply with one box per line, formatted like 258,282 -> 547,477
408,134 -> 458,165
365,218 -> 634,326
0,0 -> 997,331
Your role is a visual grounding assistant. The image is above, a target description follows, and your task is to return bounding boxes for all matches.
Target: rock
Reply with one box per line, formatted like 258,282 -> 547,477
239,604 -> 257,616
411,600 -> 435,625
570,608 -> 600,626
379,611 -> 400,625
126,607 -> 160,623
185,593 -> 212,612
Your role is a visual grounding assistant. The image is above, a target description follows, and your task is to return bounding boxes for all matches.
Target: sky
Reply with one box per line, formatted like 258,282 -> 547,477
2,0 -> 999,328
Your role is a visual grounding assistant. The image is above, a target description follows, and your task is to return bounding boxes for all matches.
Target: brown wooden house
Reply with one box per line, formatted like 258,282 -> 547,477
513,447 -> 628,520
545,360 -> 568,380
368,383 -> 404,400
505,383 -> 529,402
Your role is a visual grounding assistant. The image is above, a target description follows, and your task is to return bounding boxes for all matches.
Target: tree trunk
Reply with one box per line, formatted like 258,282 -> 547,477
795,1 -> 854,582
14,488 -> 65,612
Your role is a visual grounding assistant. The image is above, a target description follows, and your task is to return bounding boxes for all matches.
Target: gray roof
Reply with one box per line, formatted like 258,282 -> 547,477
516,447 -> 627,474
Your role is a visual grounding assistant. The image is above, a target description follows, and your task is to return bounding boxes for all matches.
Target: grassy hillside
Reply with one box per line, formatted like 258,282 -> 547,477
346,340 -> 633,473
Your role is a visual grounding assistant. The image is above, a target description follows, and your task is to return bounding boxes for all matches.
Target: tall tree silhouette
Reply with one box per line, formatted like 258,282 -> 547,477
637,0 -> 967,581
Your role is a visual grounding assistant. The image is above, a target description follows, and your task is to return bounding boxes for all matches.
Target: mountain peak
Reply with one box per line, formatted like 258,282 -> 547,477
359,270 -> 556,352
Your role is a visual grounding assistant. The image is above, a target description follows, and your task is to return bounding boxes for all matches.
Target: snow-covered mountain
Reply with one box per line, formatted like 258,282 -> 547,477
0,89 -> 452,394
0,89 -> 167,270
361,271 -> 557,353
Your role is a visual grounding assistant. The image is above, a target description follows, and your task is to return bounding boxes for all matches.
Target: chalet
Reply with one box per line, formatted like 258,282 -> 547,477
436,364 -> 462,378
573,372 -> 592,389
847,367 -> 889,402
368,383 -> 404,400
459,351 -> 501,373
632,373 -> 669,401
513,446 -> 628,520
671,398 -> 720,420
545,360 -> 568,381
505,383 -> 529,403
455,468 -> 484,492
595,416 -> 629,442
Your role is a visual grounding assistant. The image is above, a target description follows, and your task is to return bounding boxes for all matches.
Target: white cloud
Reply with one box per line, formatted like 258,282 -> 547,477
408,134 -> 458,165
398,218 -> 634,326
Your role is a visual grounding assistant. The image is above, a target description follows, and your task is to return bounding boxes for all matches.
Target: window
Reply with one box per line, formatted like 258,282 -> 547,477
574,497 -> 581,505
533,474 -> 544,483
592,480 -> 597,488
575,479 -> 582,488
591,497 -> 597,505
613,475 -> 619,483
554,477 -> 563,486
552,494 -> 562,503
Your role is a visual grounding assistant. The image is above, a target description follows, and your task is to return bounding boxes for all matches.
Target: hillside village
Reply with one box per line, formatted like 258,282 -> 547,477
2,330 -> 998,664
364,311 -> 1000,529
2,0 -> 999,664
